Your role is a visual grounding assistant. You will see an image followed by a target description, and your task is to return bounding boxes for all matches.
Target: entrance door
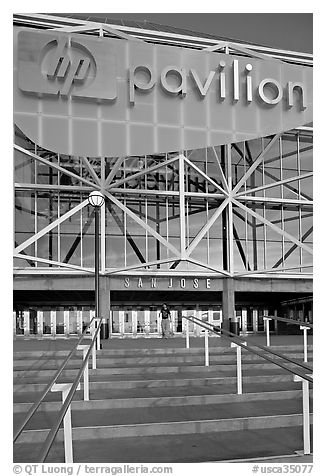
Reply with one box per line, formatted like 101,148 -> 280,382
123,308 -> 133,335
136,308 -> 146,335
246,309 -> 254,332
148,307 -> 159,334
15,311 -> 25,336
182,309 -> 196,334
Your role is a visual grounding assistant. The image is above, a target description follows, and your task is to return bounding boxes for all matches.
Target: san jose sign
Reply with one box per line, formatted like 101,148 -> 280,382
14,28 -> 313,157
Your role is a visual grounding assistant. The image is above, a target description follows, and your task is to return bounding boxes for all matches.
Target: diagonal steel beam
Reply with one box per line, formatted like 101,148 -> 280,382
233,224 -> 251,271
185,198 -> 230,257
234,264 -> 313,277
14,145 -> 97,189
100,23 -> 144,42
187,258 -> 231,277
238,196 -> 313,206
183,155 -> 227,195
232,142 -> 312,201
14,199 -> 89,254
232,134 -> 281,194
104,191 -> 180,257
106,258 -> 178,275
81,157 -> 102,186
235,172 -> 313,197
51,22 -> 143,42
108,156 -> 179,190
63,210 -> 95,264
233,199 -> 313,255
228,41 -> 281,62
14,254 -> 94,273
211,147 -> 229,191
204,41 -> 229,52
108,204 -> 146,264
104,157 -> 126,188
272,227 -> 313,268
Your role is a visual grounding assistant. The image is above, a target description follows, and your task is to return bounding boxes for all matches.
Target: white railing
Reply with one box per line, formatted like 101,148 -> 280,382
182,314 -> 313,455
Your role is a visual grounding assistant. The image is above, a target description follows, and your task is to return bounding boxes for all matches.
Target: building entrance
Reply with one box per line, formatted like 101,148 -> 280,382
13,305 -> 279,338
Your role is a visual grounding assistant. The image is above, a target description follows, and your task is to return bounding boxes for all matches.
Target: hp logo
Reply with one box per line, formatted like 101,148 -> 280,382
18,30 -> 117,101
42,37 -> 95,96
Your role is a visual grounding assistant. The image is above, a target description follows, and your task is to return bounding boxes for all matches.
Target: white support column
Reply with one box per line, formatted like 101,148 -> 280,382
263,317 -> 272,347
100,195 -> 106,273
91,320 -> 97,370
179,154 -> 186,259
231,342 -> 246,395
77,345 -> 90,401
50,310 -> 56,337
23,310 -> 30,336
96,319 -> 101,350
300,326 -> 309,362
185,319 -> 190,349
64,310 -> 69,337
37,311 -> 43,337
294,375 -> 311,455
51,383 -> 81,463
204,329 -> 209,366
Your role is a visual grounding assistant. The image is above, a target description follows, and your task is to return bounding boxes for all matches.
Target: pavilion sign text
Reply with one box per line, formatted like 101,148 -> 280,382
129,61 -> 306,110
14,29 -> 313,157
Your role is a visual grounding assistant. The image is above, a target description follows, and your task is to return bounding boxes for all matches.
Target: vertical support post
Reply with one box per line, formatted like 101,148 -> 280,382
264,317 -> 272,347
95,206 -> 100,319
77,345 -> 90,401
222,278 -> 235,332
185,318 -> 190,349
204,329 -> 209,366
294,375 -> 311,455
92,320 -> 96,370
51,383 -> 81,463
231,342 -> 246,395
93,318 -> 101,351
300,326 -> 309,362
179,154 -> 186,259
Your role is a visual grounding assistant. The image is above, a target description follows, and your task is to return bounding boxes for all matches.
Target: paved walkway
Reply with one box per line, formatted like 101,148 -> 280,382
13,334 -> 313,352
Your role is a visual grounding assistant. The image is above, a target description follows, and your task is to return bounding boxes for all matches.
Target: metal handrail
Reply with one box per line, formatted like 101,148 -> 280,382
183,315 -> 313,384
265,314 -> 313,329
13,316 -> 99,443
37,317 -> 103,462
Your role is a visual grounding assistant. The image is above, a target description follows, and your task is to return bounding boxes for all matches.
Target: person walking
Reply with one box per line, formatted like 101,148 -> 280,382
160,303 -> 171,338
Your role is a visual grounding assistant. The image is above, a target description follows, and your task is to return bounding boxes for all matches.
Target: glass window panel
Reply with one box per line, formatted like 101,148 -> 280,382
68,308 -> 78,334
15,192 -> 35,235
55,309 -> 65,334
15,311 -> 25,335
42,311 -> 52,334
15,149 -> 35,183
38,231 -> 58,263
265,241 -> 282,269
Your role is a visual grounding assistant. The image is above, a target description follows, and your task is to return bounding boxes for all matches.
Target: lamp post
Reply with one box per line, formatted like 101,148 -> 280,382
88,191 -> 105,340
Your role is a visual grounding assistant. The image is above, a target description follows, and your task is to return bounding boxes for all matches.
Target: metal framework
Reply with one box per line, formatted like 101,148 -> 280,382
13,15 -> 313,280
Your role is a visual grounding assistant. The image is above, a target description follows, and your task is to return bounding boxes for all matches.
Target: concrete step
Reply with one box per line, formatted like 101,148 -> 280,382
15,411 -> 313,443
14,389 -> 312,413
13,362 -> 313,383
13,380 -> 303,403
14,396 -> 312,432
13,373 -> 301,393
12,344 -> 313,359
13,368 -> 295,386
12,352 -> 313,369
13,426 -> 313,463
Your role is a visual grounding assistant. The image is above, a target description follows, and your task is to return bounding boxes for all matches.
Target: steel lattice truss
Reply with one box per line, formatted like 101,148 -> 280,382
14,131 -> 313,278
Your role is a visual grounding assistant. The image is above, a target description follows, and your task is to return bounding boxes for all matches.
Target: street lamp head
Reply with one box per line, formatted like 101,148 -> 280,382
88,191 -> 105,207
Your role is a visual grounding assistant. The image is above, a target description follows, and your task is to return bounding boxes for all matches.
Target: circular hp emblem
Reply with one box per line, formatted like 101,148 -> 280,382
40,37 -> 96,96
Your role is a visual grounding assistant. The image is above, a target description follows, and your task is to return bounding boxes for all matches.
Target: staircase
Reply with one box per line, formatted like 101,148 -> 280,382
13,339 -> 313,463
